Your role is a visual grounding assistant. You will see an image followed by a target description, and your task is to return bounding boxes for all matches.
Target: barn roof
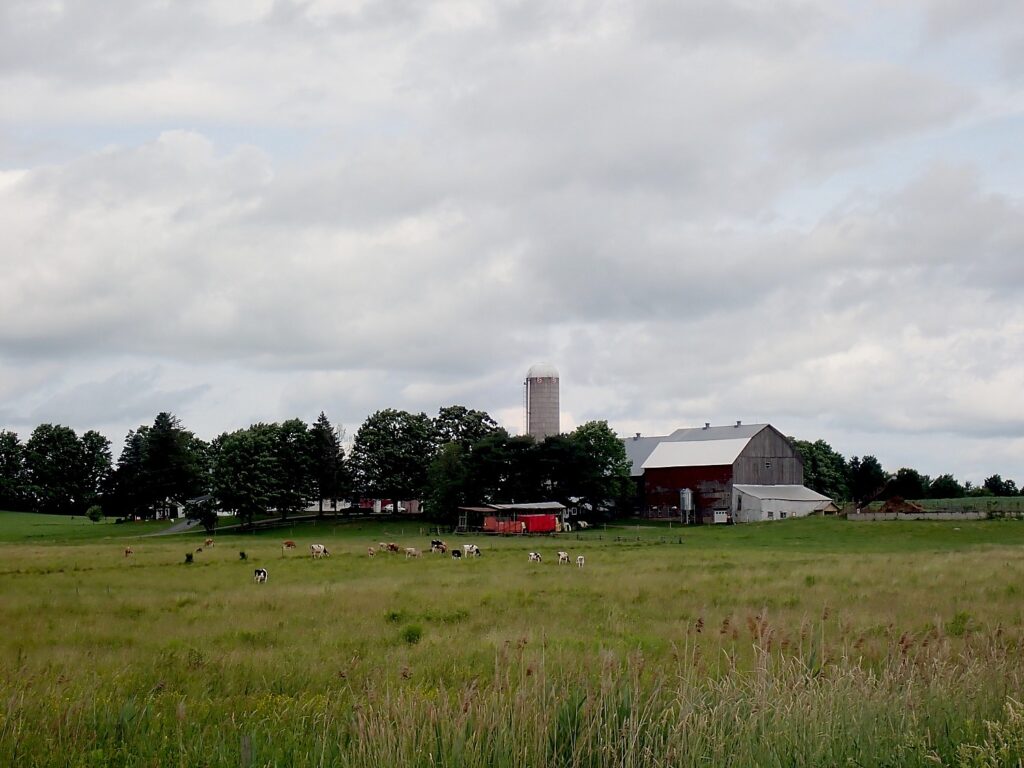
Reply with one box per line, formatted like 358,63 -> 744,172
490,501 -> 566,511
733,485 -> 831,502
642,438 -> 753,469
624,423 -> 769,476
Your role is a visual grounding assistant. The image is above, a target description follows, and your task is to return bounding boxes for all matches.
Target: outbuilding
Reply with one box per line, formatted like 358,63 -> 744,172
732,485 -> 834,522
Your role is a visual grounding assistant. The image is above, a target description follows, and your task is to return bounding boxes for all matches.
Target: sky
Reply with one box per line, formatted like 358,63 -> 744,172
1,0 -> 1023,484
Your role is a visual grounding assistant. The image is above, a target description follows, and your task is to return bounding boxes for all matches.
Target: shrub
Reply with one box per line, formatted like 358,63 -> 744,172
86,505 -> 105,523
400,624 -> 423,645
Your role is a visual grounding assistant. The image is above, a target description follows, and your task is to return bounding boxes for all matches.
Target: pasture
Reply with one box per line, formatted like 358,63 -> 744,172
2,512 -> 1024,766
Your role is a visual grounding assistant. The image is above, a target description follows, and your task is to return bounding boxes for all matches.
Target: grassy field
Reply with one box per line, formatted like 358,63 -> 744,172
2,512 -> 1024,766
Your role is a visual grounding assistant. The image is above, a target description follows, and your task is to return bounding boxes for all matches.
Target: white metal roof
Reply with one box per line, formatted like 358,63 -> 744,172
642,438 -> 752,469
623,424 -> 769,476
733,485 -> 831,502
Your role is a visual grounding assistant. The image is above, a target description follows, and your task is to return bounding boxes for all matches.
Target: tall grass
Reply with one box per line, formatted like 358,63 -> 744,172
2,516 -> 1024,765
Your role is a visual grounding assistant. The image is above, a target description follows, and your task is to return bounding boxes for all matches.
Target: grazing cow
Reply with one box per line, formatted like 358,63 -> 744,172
124,547 -> 133,558
576,555 -> 585,568
577,521 -> 590,530
282,540 -> 297,552
405,547 -> 421,558
528,552 -> 542,562
386,542 -> 401,553
557,551 -> 570,565
462,544 -> 481,558
254,568 -> 268,583
378,542 -> 388,551
310,543 -> 330,559
195,547 -> 203,553
451,549 -> 462,559
368,546 -> 376,557
204,538 -> 214,547
430,539 -> 448,554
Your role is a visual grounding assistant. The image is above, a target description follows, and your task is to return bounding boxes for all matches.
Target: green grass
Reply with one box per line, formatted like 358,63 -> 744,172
2,514 -> 1024,766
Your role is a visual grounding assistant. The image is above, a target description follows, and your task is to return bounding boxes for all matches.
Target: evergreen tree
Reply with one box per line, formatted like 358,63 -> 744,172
0,430 -> 28,511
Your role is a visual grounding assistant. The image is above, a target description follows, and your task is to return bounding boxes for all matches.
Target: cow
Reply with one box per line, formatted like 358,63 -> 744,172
195,547 -> 203,553
577,521 -> 590,530
204,538 -> 214,547
557,551 -> 570,565
386,542 -> 401,553
310,543 -> 330,559
405,547 -> 421,558
528,552 -> 542,562
430,539 -> 448,554
378,542 -> 388,551
124,547 -> 133,558
254,568 -> 268,583
368,546 -> 376,557
462,544 -> 481,558
282,540 -> 297,552
451,549 -> 462,559
576,555 -> 585,568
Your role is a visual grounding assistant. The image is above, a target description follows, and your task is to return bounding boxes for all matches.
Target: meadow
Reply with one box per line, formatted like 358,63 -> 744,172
2,512 -> 1024,766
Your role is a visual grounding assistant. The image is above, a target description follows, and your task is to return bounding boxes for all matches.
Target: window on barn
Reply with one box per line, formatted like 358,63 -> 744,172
765,461 -> 772,469
780,512 -> 787,519
767,511 -> 774,520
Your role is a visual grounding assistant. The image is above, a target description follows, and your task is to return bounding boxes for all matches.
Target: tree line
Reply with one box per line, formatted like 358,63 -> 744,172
792,439 -> 1021,504
0,406 -> 633,528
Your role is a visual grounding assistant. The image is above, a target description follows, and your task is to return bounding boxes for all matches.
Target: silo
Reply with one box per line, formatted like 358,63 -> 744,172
525,363 -> 560,440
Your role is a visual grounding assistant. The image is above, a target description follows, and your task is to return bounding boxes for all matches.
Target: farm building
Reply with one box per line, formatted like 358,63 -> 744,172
458,501 -> 567,534
732,485 -> 836,522
624,422 -> 830,523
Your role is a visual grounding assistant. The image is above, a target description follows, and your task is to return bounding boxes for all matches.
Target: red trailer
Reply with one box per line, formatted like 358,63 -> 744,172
519,514 -> 558,533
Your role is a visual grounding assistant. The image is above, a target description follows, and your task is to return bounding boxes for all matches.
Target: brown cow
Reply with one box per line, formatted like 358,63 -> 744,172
204,538 -> 214,547
124,547 -> 134,558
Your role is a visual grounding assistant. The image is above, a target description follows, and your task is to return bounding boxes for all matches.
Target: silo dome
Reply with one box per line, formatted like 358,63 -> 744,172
527,362 -> 559,379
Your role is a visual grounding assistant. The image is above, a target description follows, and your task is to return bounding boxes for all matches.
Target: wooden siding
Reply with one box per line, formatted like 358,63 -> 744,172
732,426 -> 804,485
644,465 -> 733,517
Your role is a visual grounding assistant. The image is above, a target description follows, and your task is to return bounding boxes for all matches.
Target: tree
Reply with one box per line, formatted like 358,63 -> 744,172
0,430 -> 28,511
270,419 -> 314,520
849,455 -> 888,505
24,424 -> 87,514
425,442 -> 468,525
928,474 -> 965,499
78,430 -> 112,510
566,421 -> 633,513
792,439 -> 850,502
309,412 -> 346,515
349,409 -> 435,504
885,467 -> 930,501
86,504 -> 104,523
184,495 -> 219,533
143,412 -> 208,517
433,406 -> 499,450
983,474 -> 1018,497
211,425 -> 277,527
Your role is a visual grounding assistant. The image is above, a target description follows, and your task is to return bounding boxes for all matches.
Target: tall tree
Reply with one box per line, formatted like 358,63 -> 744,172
425,442 -> 468,524
434,406 -> 499,450
0,430 -> 28,511
928,474 -> 965,499
567,420 -> 634,513
309,412 -> 346,515
792,439 -> 851,501
983,474 -> 1018,497
349,409 -> 435,504
270,419 -> 314,520
24,424 -> 86,514
143,412 -> 208,516
78,430 -> 112,510
849,455 -> 888,505
211,425 -> 277,527
884,467 -> 930,500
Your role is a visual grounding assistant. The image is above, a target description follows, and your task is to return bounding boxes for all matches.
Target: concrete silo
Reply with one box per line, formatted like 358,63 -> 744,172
525,363 -> 560,440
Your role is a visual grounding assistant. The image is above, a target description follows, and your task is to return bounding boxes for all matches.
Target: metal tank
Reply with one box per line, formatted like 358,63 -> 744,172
524,363 -> 560,440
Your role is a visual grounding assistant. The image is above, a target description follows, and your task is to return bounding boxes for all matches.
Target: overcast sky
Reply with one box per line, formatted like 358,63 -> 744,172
2,0 -> 1023,483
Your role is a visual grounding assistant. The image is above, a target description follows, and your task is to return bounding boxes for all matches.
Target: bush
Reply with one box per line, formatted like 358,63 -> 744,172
400,624 -> 423,645
86,505 -> 105,523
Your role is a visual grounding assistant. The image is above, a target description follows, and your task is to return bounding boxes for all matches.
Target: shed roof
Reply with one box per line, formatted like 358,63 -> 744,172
733,485 -> 831,502
490,501 -> 566,511
624,423 -> 769,475
642,438 -> 753,469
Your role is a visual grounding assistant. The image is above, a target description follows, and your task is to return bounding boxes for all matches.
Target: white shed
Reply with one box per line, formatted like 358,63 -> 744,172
732,485 -> 833,523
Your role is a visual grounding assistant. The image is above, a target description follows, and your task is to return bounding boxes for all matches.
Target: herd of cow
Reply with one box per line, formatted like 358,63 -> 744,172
123,534 -> 586,584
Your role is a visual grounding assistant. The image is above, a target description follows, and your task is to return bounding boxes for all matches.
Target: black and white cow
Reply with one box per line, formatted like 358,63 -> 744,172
253,568 -> 268,583
430,539 -> 448,554
451,549 -> 462,559
462,544 -> 481,558
528,552 -> 542,562
310,543 -> 330,559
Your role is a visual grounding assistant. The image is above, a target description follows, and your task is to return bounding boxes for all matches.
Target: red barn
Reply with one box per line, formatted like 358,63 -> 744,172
624,423 -> 807,523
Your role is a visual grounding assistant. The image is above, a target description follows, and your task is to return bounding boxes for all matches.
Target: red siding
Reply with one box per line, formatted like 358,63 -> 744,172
644,465 -> 733,515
